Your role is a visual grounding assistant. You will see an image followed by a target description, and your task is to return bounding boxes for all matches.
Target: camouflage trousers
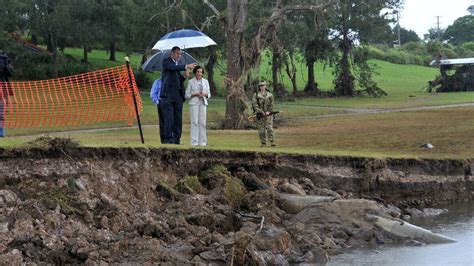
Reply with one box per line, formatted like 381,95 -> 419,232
257,115 -> 274,144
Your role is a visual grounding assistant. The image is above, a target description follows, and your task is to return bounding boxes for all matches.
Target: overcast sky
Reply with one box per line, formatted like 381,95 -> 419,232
399,0 -> 473,38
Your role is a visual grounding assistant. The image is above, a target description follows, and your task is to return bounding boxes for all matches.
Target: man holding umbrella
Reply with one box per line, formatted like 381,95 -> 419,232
160,46 -> 196,144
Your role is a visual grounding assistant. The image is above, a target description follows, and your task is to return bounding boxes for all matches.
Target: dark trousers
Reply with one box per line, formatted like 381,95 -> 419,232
159,98 -> 183,144
157,104 -> 165,143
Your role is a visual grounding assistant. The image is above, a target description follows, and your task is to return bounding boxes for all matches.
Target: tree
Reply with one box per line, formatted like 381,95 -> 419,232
399,27 -> 420,44
204,0 -> 332,129
27,0 -> 74,77
424,27 -> 444,42
0,1 -> 29,33
331,0 -> 401,97
443,15 -> 474,45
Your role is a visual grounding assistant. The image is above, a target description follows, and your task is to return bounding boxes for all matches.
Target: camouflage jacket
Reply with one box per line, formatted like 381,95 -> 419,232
252,90 -> 274,114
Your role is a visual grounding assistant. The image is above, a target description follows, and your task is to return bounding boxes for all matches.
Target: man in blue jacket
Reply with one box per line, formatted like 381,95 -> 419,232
160,46 -> 195,144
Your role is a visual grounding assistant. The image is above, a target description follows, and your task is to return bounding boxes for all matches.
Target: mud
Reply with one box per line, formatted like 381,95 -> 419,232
0,147 -> 472,264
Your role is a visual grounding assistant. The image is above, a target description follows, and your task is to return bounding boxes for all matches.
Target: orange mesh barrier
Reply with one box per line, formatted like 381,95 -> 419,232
0,65 -> 142,128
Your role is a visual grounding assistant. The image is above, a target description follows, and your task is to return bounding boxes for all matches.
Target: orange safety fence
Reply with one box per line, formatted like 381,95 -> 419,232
0,65 -> 142,128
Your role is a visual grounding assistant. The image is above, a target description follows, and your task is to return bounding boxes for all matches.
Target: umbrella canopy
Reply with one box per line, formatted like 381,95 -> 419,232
141,50 -> 198,72
152,29 -> 217,50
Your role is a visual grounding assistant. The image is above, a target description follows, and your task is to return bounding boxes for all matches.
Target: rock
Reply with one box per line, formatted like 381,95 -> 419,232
211,232 -> 225,244
99,216 -> 109,229
254,226 -> 291,255
422,208 -> 447,217
253,251 -> 288,265
313,233 -> 323,244
312,248 -> 329,264
405,208 -> 424,217
191,255 -> 202,264
405,239 -> 426,246
100,193 -> 114,206
0,249 -> 23,264
280,183 -> 306,196
77,247 -> 91,259
333,230 -> 349,240
83,210 -> 94,223
386,204 -> 401,218
375,233 -> 385,244
199,249 -> 226,262
233,231 -> 253,265
239,173 -> 269,191
353,228 -> 374,241
402,214 -> 411,221
279,193 -> 336,214
315,188 -> 342,198
0,222 -> 9,233
302,251 -> 314,263
43,198 -> 57,210
30,205 -> 44,220
323,237 -> 337,249
405,207 -> 447,218
74,179 -> 87,191
0,190 -> 18,206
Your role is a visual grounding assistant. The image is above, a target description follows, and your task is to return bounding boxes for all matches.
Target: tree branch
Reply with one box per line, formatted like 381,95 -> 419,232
202,0 -> 221,16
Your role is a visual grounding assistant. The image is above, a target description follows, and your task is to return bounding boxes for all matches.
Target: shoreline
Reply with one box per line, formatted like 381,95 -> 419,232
0,147 -> 472,264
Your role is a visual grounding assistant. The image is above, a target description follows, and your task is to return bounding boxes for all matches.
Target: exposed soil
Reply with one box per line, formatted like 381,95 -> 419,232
0,146 -> 472,264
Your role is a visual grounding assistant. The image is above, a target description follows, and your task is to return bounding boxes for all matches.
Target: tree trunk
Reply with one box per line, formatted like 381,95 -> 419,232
284,52 -> 298,95
109,41 -> 116,61
46,33 -> 53,53
31,34 -> 38,45
336,3 -> 354,96
49,32 -> 58,77
272,49 -> 288,99
205,51 -> 218,96
223,0 -> 249,129
83,46 -> 88,63
304,58 -> 318,95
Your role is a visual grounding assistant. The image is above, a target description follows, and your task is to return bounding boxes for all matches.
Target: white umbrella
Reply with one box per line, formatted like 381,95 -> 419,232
152,29 -> 217,50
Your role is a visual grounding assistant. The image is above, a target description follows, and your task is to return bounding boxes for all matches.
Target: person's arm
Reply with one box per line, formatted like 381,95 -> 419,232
204,79 -> 210,99
267,94 -> 274,115
150,79 -> 161,104
252,93 -> 262,113
185,79 -> 193,99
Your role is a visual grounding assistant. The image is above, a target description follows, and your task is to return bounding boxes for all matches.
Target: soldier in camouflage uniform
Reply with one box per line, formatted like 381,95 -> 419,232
252,81 -> 276,147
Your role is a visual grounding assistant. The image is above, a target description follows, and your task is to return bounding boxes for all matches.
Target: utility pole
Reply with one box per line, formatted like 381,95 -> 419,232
435,16 -> 442,40
396,11 -> 401,46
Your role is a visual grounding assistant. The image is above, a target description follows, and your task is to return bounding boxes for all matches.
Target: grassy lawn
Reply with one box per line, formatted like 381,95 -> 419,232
2,107 -> 472,159
62,47 -> 472,109
1,47 -> 472,159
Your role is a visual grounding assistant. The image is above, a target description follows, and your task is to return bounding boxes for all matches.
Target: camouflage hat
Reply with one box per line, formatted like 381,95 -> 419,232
258,81 -> 267,87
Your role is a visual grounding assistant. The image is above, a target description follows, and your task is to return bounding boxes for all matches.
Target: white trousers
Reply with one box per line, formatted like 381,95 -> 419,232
189,103 -> 207,146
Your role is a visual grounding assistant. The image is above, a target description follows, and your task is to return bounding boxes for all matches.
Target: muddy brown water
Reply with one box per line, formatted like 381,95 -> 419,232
329,201 -> 474,265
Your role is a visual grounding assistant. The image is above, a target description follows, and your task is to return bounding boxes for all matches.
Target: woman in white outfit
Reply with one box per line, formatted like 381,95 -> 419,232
185,65 -> 210,146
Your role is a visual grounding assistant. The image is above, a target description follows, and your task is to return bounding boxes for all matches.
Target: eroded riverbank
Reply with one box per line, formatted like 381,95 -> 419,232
0,147 -> 472,264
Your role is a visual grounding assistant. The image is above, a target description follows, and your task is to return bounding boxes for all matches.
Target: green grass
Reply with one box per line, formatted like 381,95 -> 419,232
1,47 -> 472,160
61,47 -> 473,109
3,107 -> 472,159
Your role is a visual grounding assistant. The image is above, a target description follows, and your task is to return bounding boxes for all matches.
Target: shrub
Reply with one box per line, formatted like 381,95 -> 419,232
385,49 -> 410,64
367,46 -> 386,61
134,70 -> 152,90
